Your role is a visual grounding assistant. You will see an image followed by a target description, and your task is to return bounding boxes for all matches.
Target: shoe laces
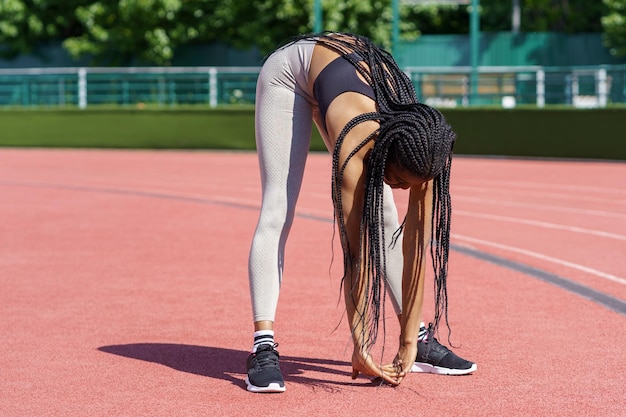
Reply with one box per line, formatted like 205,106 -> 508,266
420,323 -> 451,354
420,322 -> 434,345
422,323 -> 454,357
253,343 -> 280,369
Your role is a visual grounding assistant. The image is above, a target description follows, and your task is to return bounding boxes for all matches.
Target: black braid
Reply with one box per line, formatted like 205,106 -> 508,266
286,32 -> 456,349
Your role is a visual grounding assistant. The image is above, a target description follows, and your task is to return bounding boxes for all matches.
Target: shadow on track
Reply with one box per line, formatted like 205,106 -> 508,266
98,343 -> 387,392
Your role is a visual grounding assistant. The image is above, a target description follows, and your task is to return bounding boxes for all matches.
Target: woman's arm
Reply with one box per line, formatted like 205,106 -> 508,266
337,143 -> 402,385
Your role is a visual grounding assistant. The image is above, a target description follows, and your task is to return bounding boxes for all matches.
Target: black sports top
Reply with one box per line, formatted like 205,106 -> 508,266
312,52 -> 376,132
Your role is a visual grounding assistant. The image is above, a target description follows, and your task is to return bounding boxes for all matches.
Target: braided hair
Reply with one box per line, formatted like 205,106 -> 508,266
287,32 -> 455,350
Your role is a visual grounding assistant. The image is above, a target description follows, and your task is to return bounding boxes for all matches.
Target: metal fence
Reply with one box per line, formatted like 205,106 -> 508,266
407,65 -> 625,108
0,64 -> 624,109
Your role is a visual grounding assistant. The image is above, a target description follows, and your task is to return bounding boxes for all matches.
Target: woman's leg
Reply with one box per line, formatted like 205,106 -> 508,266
248,45 -> 315,329
382,184 -> 404,315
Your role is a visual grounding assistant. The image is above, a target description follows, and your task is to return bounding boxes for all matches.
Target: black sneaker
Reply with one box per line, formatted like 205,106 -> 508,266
412,327 -> 477,375
245,343 -> 286,393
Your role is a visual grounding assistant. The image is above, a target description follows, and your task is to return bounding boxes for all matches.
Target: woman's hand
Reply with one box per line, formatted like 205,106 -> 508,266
390,341 -> 418,376
351,346 -> 403,385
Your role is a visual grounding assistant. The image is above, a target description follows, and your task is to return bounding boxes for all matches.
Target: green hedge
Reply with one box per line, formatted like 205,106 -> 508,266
0,109 -> 257,150
443,108 -> 625,160
1,108 -> 624,160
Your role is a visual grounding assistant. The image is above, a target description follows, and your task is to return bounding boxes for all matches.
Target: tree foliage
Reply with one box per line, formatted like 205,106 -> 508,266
0,0 -> 620,65
63,0 -> 228,65
0,0 -> 85,58
602,0 -> 626,56
522,0 -> 606,32
404,0 -> 607,34
212,0 -> 311,54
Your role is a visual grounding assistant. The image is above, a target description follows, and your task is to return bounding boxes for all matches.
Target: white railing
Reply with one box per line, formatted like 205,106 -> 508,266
403,65 -> 619,108
0,64 -> 623,109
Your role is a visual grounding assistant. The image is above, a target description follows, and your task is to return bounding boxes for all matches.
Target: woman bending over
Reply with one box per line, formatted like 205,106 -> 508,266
246,32 -> 476,393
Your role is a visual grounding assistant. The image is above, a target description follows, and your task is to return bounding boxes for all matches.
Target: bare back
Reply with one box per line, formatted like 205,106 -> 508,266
307,44 -> 379,153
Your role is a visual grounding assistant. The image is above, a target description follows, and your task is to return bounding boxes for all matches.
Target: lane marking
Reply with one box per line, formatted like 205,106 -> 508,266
455,179 -> 626,196
453,234 -> 626,286
451,242 -> 626,317
455,210 -> 626,241
3,179 -> 624,316
455,196 -> 626,219
454,185 -> 626,206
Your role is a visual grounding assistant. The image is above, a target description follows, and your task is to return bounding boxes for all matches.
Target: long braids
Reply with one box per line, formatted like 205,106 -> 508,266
291,32 -> 455,348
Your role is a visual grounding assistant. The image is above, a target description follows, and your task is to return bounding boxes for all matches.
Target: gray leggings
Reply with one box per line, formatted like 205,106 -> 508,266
249,40 -> 404,322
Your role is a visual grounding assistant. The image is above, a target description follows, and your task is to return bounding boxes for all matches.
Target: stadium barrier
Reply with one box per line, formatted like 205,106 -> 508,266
1,65 -> 624,160
0,64 -> 625,109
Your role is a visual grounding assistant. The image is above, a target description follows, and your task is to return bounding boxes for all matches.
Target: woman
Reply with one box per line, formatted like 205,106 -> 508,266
246,32 -> 475,393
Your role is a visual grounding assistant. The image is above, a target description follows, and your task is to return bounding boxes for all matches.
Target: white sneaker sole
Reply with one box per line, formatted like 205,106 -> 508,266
411,362 -> 477,375
245,376 -> 286,393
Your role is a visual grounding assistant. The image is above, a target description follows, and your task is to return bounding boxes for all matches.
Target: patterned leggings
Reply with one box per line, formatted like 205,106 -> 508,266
248,40 -> 404,322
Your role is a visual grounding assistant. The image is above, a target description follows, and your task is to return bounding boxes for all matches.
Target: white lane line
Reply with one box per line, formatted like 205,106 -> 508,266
453,234 -> 626,286
455,179 -> 626,196
454,185 -> 626,206
455,210 -> 626,242
455,196 -> 626,219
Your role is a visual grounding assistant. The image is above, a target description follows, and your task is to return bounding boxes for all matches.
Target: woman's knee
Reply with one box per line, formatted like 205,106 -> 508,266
257,208 -> 295,236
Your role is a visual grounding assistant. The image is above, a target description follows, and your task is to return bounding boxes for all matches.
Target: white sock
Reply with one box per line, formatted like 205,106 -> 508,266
252,330 -> 275,353
418,322 -> 428,342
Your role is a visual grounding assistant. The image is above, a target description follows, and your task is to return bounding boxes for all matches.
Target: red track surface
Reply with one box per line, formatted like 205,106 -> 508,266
1,149 -> 624,416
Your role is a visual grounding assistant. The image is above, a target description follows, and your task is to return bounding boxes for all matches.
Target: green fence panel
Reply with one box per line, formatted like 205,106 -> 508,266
397,33 -> 626,67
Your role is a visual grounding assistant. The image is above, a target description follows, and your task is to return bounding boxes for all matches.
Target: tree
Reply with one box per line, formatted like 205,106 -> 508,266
0,0 -> 619,65
212,0 -> 311,54
521,0 -> 605,32
62,0 -> 228,65
64,0 -> 325,64
318,1 -> 397,50
215,0 -> 401,53
403,0 -> 607,35
0,0 -> 86,58
602,0 -> 626,56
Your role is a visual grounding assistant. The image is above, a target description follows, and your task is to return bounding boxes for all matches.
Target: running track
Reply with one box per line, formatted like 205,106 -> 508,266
1,149 -> 624,416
